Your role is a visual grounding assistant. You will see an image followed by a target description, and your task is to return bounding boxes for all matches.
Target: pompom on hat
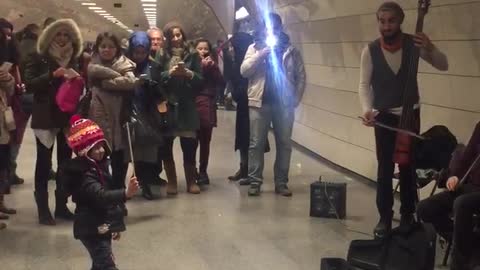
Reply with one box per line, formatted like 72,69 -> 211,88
67,115 -> 108,157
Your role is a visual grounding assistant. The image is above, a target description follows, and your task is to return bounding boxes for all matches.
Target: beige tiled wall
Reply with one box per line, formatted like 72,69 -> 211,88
274,0 -> 480,180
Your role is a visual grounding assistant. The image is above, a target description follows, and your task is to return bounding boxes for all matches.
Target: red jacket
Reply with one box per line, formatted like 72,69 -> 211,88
195,59 -> 225,128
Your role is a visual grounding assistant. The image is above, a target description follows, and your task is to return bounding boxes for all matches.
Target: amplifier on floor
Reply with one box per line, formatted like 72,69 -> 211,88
310,177 -> 347,219
321,258 -> 352,270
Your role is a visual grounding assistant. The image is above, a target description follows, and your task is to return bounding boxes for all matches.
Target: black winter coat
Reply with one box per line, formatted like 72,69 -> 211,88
61,157 -> 126,239
24,54 -> 79,129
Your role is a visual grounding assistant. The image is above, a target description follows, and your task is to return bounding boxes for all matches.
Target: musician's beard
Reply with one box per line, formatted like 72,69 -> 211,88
381,29 -> 402,44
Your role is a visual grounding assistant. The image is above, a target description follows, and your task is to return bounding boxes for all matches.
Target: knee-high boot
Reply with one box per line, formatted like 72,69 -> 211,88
54,190 -> 74,220
34,191 -> 55,225
164,160 -> 178,195
184,164 -> 200,194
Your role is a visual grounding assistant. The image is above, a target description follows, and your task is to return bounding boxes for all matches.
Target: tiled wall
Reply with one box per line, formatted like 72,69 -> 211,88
273,0 -> 480,180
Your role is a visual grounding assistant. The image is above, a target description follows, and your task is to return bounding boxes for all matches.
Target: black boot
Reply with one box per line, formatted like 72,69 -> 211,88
228,168 -> 242,181
228,163 -> 247,181
34,191 -> 55,225
141,179 -> 155,201
197,171 -> 210,186
54,190 -> 74,220
374,212 -> 393,239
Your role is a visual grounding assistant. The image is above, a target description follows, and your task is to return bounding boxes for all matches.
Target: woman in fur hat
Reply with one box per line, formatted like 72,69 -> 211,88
88,32 -> 137,215
24,18 -> 83,225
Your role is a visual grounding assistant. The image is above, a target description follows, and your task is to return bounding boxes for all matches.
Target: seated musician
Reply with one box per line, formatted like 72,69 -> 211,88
418,122 -> 480,270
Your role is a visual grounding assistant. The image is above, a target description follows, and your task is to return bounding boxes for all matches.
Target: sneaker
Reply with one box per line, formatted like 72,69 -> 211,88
248,183 -> 261,196
275,185 -> 292,197
238,178 -> 251,186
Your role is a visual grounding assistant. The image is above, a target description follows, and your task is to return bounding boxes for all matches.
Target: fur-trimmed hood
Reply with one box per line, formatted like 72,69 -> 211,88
37,18 -> 83,58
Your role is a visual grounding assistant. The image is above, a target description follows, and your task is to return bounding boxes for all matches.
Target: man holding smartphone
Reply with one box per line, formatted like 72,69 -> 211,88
240,13 -> 306,197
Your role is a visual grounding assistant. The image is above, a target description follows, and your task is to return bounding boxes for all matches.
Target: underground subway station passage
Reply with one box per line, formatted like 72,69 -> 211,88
0,0 -> 480,269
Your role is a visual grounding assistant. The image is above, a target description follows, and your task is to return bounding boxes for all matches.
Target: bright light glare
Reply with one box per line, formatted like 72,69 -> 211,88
235,7 -> 249,20
266,33 -> 277,47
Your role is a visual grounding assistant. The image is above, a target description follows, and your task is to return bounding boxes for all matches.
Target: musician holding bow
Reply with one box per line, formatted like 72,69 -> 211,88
359,1 -> 448,238
417,122 -> 480,270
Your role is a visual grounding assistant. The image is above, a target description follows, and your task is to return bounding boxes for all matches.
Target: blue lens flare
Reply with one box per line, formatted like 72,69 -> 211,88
254,0 -> 287,99
266,33 -> 277,47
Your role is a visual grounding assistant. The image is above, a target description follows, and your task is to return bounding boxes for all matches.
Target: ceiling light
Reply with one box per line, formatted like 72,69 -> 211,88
144,8 -> 156,11
141,0 -> 157,2
235,6 -> 249,20
81,3 -> 96,6
142,4 -> 156,7
88,6 -> 102,10
94,10 -> 107,13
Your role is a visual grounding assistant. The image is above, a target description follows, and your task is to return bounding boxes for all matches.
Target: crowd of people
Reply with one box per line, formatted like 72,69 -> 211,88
0,11 -> 307,269
1,2 -> 480,269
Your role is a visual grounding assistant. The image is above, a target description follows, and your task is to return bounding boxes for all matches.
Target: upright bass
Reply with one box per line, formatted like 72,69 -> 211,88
393,0 -> 432,166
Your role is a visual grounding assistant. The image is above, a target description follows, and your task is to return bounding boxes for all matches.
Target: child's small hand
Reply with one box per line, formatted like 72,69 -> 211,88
112,232 -> 121,241
126,176 -> 139,198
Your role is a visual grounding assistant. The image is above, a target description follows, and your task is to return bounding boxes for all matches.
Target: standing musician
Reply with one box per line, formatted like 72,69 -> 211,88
359,1 -> 448,238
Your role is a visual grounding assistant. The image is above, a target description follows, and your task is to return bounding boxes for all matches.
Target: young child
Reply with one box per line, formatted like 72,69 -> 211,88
62,115 -> 139,270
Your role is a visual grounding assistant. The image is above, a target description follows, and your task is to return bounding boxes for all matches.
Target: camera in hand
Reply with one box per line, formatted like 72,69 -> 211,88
139,74 -> 158,88
177,61 -> 185,70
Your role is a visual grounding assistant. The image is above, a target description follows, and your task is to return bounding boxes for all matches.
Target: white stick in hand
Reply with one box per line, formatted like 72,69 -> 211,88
125,122 -> 136,177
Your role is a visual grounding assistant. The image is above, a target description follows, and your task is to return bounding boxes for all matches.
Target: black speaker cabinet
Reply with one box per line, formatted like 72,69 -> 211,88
310,180 -> 346,219
321,258 -> 352,270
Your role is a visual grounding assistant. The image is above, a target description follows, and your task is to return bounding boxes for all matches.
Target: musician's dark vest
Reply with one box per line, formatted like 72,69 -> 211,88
369,34 -> 419,111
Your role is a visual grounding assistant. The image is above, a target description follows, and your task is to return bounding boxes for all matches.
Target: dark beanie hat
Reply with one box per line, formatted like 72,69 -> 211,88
377,1 -> 405,23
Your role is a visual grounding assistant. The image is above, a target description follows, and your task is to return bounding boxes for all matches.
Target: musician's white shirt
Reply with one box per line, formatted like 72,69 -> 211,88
358,41 -> 448,115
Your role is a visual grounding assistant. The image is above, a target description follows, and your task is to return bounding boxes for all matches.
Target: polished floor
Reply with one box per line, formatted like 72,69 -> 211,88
0,110 -> 447,270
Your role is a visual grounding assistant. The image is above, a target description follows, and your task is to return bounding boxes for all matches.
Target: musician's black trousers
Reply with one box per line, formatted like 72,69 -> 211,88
417,184 -> 480,256
374,111 -> 419,219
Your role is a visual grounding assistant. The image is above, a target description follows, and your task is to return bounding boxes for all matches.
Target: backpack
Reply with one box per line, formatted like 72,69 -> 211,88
415,125 -> 457,170
347,223 -> 437,270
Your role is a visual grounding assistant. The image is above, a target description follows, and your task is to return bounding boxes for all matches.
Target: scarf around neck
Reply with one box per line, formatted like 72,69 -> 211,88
49,41 -> 74,67
169,47 -> 185,67
380,32 -> 404,53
